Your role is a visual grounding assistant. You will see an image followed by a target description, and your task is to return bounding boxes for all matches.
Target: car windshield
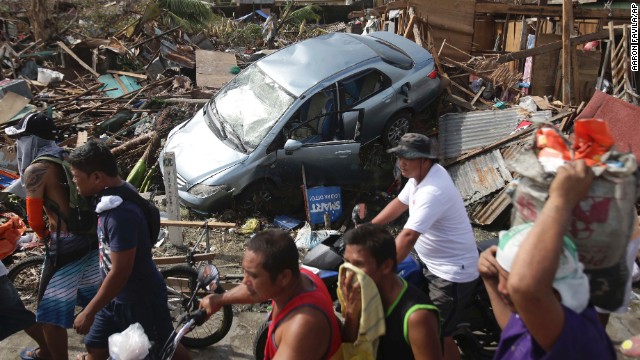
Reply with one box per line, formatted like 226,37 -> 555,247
206,66 -> 295,153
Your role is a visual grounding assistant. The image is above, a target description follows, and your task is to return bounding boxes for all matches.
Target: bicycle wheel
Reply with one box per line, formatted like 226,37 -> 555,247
161,264 -> 233,348
8,255 -> 44,312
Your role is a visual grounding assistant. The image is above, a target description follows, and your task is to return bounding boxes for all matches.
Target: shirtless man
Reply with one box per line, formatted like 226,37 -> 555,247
5,113 -> 101,360
199,229 -> 342,359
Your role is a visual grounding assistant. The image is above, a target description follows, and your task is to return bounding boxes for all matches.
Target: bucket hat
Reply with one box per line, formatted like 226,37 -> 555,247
386,133 -> 438,159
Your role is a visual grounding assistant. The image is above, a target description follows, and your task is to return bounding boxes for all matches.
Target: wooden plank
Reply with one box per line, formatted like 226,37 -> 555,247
562,0 -> 574,105
162,152 -> 182,246
195,50 -> 237,88
56,41 -> 100,78
107,70 -> 147,79
475,2 -> 630,20
496,29 -> 617,64
160,220 -> 236,228
153,252 -> 217,265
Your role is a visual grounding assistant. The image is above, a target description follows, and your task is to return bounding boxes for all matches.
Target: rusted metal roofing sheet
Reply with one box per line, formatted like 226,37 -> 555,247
471,187 -> 513,225
447,149 -> 512,206
439,109 -> 552,160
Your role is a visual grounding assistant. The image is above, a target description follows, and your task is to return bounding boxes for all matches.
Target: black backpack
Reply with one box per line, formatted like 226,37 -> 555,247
33,155 -> 97,240
101,185 -> 160,242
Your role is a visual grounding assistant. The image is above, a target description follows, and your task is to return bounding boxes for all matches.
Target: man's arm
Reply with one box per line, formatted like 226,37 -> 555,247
273,307 -> 333,360
508,160 -> 593,351
371,198 -> 408,225
74,248 -> 136,334
395,229 -> 420,264
23,163 -> 49,239
478,245 -> 512,329
407,309 -> 442,360
199,283 -> 260,318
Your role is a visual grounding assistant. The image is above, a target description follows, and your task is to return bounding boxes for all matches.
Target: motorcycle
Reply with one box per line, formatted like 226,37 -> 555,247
252,204 -> 501,360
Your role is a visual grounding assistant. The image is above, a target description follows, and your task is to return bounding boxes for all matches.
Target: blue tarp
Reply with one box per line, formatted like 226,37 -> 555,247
98,74 -> 142,98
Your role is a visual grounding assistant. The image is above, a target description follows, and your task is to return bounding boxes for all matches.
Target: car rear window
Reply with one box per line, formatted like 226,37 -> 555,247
350,35 -> 414,70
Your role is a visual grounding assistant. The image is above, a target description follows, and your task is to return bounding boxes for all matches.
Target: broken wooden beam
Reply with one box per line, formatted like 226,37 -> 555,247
56,41 -> 100,79
495,29 -> 620,63
475,3 -> 630,20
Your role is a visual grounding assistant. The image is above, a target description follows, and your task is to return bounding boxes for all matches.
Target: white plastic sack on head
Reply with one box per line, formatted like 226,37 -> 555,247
108,323 -> 151,360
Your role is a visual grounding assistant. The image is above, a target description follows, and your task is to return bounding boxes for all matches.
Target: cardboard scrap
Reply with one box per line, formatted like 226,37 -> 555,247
195,50 -> 238,88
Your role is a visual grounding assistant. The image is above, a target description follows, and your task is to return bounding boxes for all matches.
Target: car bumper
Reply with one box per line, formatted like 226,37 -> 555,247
178,188 -> 234,214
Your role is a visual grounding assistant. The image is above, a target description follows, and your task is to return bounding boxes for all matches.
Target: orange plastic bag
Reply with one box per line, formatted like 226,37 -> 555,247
0,213 -> 27,260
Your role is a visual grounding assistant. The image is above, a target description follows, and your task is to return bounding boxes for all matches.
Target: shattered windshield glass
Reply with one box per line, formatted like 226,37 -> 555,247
206,66 -> 295,153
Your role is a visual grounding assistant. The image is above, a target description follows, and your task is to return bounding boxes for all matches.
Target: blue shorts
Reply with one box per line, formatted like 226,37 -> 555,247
0,275 -> 36,341
37,249 -> 101,328
84,296 -> 174,352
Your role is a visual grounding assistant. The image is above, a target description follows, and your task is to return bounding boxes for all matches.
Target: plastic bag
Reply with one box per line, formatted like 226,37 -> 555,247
108,323 -> 151,360
518,96 -> 537,112
294,222 -> 339,250
0,213 -> 27,260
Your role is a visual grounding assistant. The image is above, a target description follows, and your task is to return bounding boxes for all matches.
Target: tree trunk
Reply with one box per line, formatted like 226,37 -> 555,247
29,0 -> 53,43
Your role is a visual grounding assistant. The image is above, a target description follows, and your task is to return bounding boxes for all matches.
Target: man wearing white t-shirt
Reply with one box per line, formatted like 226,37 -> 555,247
372,133 -> 479,360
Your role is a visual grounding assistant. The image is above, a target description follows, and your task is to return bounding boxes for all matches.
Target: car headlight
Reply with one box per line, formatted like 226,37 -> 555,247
187,184 -> 232,199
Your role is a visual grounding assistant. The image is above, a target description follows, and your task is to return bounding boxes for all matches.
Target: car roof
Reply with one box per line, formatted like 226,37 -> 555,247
256,32 -> 390,97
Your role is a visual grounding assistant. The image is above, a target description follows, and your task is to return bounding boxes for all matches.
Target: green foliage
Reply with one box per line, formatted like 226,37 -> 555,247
287,5 -> 322,25
157,0 -> 219,31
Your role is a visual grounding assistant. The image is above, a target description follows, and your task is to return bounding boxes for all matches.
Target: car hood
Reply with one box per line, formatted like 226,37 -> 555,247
163,108 -> 247,181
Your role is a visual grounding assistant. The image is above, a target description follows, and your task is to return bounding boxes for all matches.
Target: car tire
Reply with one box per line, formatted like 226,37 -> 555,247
382,111 -> 412,148
235,182 -> 276,215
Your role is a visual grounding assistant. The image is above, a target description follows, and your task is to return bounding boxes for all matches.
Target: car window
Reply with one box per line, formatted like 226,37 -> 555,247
350,35 -> 413,70
208,66 -> 295,153
282,87 -> 346,144
339,70 -> 391,108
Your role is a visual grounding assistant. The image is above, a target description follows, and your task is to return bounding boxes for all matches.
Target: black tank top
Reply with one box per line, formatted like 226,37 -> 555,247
377,278 -> 440,360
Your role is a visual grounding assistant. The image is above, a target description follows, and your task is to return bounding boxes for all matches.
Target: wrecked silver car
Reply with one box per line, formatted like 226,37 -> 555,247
160,31 -> 441,213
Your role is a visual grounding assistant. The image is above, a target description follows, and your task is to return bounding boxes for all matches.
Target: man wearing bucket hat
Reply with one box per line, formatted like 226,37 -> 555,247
478,160 -> 615,359
371,133 -> 479,360
4,112 -> 101,360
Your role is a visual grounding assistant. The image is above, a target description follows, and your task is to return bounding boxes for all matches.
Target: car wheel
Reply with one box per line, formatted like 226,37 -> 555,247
382,111 -> 412,148
235,182 -> 276,215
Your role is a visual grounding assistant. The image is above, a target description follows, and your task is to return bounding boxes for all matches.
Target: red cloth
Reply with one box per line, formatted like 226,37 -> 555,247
536,119 -> 615,166
264,268 -> 342,360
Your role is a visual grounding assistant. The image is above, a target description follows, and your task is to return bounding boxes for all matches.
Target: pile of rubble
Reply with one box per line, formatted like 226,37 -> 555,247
0,0 -> 349,196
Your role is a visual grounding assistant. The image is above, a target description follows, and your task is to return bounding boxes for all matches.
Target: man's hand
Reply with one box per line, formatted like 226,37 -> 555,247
73,309 -> 95,335
340,270 -> 362,320
199,294 -> 223,319
478,245 -> 500,283
549,160 -> 594,207
339,269 -> 361,343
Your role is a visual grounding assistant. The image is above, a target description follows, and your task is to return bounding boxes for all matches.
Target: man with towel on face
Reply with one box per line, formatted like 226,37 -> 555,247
5,112 -> 101,360
478,160 -> 615,359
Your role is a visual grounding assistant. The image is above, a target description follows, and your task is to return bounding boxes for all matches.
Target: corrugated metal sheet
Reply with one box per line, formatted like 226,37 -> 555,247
471,187 -> 513,225
439,109 -> 552,160
447,149 -> 512,206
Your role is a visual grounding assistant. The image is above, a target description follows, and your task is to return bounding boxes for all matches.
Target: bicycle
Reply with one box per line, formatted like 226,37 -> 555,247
157,219 -> 235,348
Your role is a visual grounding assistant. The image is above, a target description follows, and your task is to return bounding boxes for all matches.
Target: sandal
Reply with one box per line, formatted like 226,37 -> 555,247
76,353 -> 88,360
621,334 -> 640,357
20,347 -> 43,360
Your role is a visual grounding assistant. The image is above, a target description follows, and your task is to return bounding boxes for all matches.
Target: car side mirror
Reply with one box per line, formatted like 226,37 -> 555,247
400,83 -> 411,97
284,139 -> 303,153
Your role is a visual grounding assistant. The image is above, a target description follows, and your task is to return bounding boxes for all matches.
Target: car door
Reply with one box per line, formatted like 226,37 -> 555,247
271,86 -> 364,188
339,69 -> 396,143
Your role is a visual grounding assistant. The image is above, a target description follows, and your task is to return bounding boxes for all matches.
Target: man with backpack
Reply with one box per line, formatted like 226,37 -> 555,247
67,140 -> 190,360
5,112 -> 101,360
